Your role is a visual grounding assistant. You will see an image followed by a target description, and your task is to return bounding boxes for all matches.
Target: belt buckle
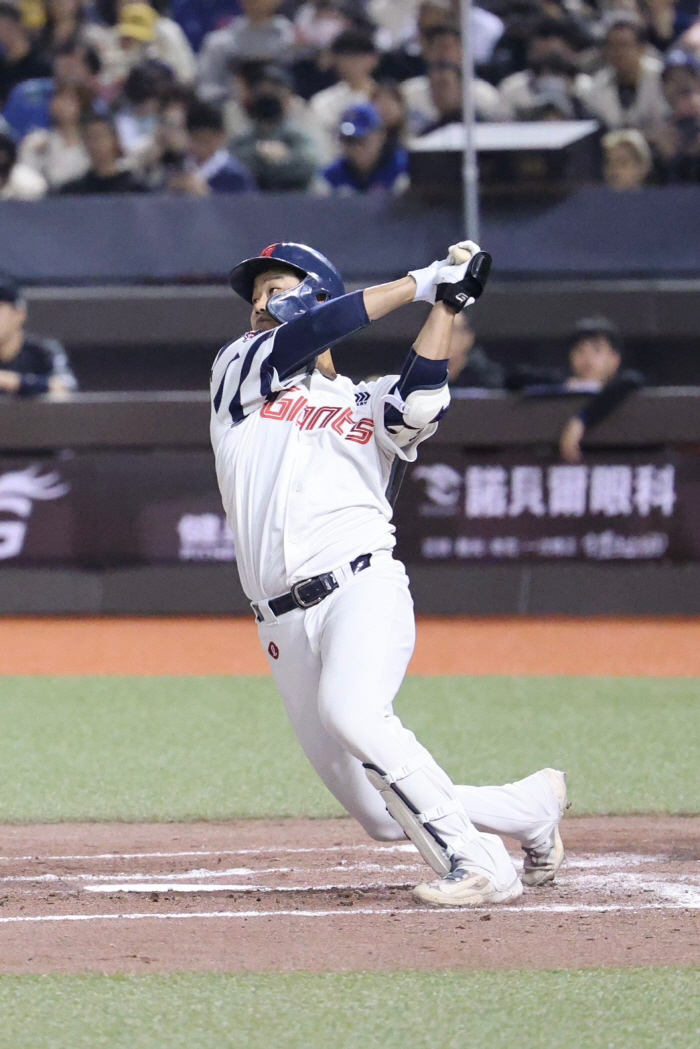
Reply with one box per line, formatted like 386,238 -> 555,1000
291,574 -> 336,609
290,578 -> 324,609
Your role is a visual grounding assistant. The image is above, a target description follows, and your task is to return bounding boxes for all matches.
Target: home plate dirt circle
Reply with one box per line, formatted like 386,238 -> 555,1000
0,816 -> 697,974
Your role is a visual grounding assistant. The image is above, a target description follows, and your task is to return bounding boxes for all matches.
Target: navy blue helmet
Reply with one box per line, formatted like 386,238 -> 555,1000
229,242 -> 345,323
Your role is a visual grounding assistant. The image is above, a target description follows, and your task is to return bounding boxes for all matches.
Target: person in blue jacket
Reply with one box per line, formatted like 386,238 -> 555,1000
318,101 -> 409,195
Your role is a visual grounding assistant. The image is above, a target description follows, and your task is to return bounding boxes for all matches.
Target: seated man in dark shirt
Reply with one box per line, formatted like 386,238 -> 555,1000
0,1 -> 52,107
59,114 -> 150,194
505,316 -> 644,462
0,274 -> 77,396
448,312 -> 505,389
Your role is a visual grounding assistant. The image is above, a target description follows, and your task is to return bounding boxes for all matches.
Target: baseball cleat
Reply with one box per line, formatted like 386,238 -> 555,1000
413,862 -> 524,907
522,768 -> 570,888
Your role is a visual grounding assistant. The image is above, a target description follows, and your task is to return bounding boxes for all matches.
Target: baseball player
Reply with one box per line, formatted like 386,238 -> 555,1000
210,241 -> 568,906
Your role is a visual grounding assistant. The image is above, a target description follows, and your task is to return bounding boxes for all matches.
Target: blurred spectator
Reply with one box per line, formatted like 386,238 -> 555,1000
113,1 -> 196,85
164,100 -> 253,194
648,49 -> 700,181
583,17 -> 668,132
2,40 -> 106,139
369,0 -> 421,52
602,128 -> 652,189
18,82 -> 90,187
130,84 -> 190,184
413,0 -> 503,67
35,0 -> 115,66
113,60 -> 170,155
498,18 -> 591,120
372,79 -> 409,141
678,15 -> 700,59
197,0 -> 294,103
0,273 -> 77,396
223,59 -> 317,143
640,0 -> 681,52
59,113 -> 150,191
505,317 -> 644,463
309,28 -> 379,161
229,65 -> 319,190
156,0 -> 242,54
316,100 -> 409,194
448,313 -> 505,388
294,0 -> 349,51
0,128 -> 47,196
402,27 -> 503,134
0,1 -> 52,106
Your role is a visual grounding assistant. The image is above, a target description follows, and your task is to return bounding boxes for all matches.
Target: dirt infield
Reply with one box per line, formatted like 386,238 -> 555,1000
0,816 -> 697,974
1,617 -> 699,675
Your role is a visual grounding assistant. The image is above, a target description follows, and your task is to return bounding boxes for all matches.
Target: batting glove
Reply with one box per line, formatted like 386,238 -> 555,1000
407,257 -> 449,304
436,251 -> 493,313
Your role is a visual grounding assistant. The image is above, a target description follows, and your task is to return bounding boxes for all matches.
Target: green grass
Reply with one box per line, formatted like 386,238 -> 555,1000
0,676 -> 697,822
0,970 -> 698,1049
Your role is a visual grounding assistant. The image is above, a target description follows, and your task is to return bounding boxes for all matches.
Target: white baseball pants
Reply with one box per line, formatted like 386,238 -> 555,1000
257,554 -> 560,890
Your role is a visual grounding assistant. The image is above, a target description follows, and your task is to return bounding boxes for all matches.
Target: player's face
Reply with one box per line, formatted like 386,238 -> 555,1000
251,269 -> 303,331
570,337 -> 621,383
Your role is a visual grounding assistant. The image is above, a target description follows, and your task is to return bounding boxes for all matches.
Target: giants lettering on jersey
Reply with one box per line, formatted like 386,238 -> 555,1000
260,388 -> 374,445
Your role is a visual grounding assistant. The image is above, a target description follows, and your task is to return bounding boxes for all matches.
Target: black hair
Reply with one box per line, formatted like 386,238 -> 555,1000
330,28 -> 377,56
0,131 -> 18,166
54,40 -> 103,75
531,16 -> 585,49
0,2 -> 22,22
423,25 -> 460,45
186,101 -> 225,134
605,16 -> 647,45
568,316 -> 622,353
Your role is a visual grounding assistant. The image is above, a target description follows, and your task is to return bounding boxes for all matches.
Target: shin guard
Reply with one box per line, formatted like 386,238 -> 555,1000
364,763 -> 451,876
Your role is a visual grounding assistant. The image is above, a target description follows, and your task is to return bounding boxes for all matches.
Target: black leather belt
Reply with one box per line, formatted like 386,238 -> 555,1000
253,553 -> 372,622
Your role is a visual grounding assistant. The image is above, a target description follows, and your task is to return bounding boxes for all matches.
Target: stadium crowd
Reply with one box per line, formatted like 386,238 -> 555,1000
0,0 -> 698,197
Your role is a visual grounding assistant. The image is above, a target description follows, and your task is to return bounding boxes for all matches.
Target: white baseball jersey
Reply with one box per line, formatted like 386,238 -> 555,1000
210,326 -> 436,602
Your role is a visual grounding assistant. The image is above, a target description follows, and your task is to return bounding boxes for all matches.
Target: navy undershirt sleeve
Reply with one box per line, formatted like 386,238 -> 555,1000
270,290 -> 370,380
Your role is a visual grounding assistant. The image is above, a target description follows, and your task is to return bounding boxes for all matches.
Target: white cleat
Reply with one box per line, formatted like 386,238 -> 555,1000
413,861 -> 524,908
522,768 -> 570,888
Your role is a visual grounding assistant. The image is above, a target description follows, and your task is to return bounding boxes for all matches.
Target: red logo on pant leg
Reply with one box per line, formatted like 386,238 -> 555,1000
268,642 -> 280,659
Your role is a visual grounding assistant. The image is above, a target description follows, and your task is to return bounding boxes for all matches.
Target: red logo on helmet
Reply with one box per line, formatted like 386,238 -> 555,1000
268,642 -> 280,659
260,244 -> 279,258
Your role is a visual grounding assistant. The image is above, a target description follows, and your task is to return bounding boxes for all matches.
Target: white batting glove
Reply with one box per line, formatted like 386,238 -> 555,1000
407,256 -> 449,304
448,240 -> 481,265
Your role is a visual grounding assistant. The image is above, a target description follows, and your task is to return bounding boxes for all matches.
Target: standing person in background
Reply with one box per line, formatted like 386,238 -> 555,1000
505,317 -> 644,463
309,28 -> 380,162
19,82 -> 91,188
582,16 -> 668,132
197,0 -> 294,103
0,1 -> 52,106
316,101 -> 408,194
229,65 -> 320,191
0,274 -> 77,397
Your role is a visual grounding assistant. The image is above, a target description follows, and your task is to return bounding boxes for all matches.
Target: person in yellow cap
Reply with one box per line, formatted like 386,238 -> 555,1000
114,0 -> 195,84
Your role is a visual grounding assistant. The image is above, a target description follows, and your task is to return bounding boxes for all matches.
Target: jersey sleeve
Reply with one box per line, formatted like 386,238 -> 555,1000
210,329 -> 307,431
367,375 -> 440,462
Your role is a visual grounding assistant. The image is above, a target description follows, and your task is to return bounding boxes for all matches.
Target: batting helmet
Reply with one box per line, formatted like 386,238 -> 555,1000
229,242 -> 345,323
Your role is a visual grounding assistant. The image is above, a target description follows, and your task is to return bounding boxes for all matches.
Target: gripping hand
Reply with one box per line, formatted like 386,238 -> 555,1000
436,251 -> 493,313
